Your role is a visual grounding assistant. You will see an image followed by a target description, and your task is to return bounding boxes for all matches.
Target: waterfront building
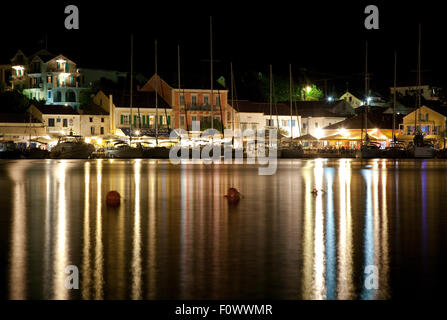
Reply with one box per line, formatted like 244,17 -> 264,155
93,90 -> 172,136
0,113 -> 45,145
339,91 -> 363,109
398,105 -> 447,146
78,103 -> 110,137
322,109 -> 402,148
140,75 -> 235,131
390,80 -> 440,101
296,100 -> 354,138
9,49 -> 85,109
28,104 -> 81,136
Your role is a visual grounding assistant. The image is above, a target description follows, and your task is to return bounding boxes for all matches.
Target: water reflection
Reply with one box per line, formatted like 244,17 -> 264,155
2,159 -> 446,300
8,162 -> 31,300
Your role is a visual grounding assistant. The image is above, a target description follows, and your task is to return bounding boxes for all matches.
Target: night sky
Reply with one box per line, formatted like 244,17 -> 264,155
1,1 -> 446,98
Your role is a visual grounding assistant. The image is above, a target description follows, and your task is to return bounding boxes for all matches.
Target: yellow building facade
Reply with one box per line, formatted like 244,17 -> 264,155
399,105 -> 447,145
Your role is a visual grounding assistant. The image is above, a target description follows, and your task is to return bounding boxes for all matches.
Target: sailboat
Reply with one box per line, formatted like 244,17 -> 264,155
356,41 -> 382,159
142,39 -> 171,159
383,51 -> 408,159
409,24 -> 436,159
50,132 -> 95,159
105,34 -> 143,159
23,111 -> 49,159
280,64 -> 304,158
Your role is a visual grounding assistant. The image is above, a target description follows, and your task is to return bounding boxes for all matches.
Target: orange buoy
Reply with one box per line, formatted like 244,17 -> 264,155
106,191 -> 121,207
225,187 -> 240,203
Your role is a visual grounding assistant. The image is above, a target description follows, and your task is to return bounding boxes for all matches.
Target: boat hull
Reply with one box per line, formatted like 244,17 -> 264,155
50,143 -> 95,159
413,146 -> 436,158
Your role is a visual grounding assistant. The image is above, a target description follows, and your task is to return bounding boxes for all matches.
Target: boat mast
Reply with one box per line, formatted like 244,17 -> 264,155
210,16 -> 214,130
231,62 -> 234,133
393,51 -> 397,142
28,110 -> 32,149
289,64 -> 293,139
417,23 -> 422,133
178,45 -> 189,131
269,64 -> 272,127
130,34 -> 133,145
155,39 -> 159,145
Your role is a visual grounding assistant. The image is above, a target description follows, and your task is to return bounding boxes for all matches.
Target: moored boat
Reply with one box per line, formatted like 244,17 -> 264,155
50,135 -> 95,159
355,142 -> 382,159
382,141 -> 408,158
104,141 -> 143,158
0,141 -> 23,159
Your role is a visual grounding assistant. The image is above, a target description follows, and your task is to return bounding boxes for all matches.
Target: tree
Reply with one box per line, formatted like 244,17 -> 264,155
301,84 -> 324,101
79,88 -> 95,109
0,89 -> 33,113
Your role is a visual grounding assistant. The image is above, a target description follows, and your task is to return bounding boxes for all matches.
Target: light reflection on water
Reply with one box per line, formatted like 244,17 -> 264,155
1,159 -> 447,300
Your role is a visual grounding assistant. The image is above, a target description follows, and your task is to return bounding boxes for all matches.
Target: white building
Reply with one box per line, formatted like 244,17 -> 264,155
10,49 -> 86,109
93,90 -> 173,136
28,104 -> 80,136
78,103 -> 110,137
339,91 -> 363,109
390,83 -> 439,101
0,113 -> 45,144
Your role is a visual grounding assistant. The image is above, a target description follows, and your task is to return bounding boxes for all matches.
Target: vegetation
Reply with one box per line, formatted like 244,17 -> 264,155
0,89 -> 35,113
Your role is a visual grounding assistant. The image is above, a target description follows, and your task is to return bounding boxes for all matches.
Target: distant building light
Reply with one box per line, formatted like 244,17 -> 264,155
327,96 -> 334,102
315,128 -> 324,140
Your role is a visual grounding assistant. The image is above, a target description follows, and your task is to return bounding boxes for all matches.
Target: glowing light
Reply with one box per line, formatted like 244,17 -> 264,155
315,128 -> 325,140
135,130 -> 140,136
306,86 -> 312,93
327,96 -> 333,102
85,137 -> 91,144
338,128 -> 348,137
12,65 -> 24,71
366,97 -> 372,104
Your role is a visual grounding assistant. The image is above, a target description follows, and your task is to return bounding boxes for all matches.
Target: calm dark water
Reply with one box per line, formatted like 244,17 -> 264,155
0,159 -> 446,300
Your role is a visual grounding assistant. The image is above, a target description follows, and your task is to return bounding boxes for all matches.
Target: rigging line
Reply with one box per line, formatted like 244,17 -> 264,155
272,75 -> 279,130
